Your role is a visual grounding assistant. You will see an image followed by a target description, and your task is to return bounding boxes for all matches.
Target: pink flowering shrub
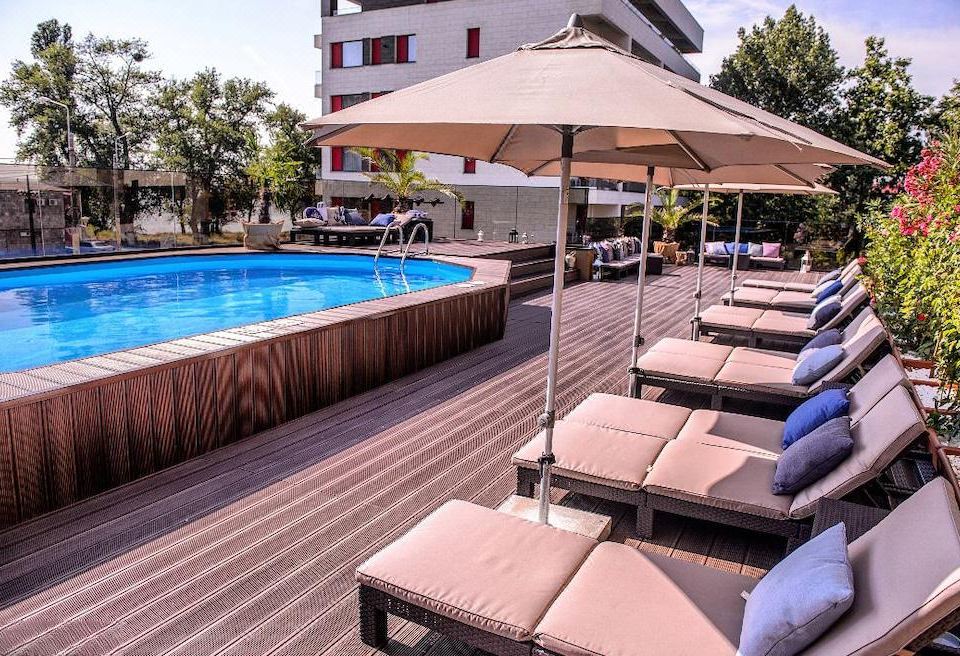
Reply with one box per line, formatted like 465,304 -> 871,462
861,132 -> 960,429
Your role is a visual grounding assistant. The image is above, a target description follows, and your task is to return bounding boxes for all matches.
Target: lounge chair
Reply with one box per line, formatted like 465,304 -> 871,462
516,352 -> 920,544
633,306 -> 887,407
720,264 -> 861,312
358,476 -> 960,655
699,282 -> 869,348
741,259 -> 858,292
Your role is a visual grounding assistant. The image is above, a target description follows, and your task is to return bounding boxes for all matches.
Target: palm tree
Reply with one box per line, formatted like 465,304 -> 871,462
629,187 -> 712,244
353,148 -> 463,211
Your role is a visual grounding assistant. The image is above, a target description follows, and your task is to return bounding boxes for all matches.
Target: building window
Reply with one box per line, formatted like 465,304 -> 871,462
371,37 -> 382,65
330,42 -> 343,69
466,28 -> 480,58
331,147 -> 363,172
331,146 -> 344,171
397,34 -> 416,63
341,40 -> 364,67
463,157 -> 476,174
331,93 -> 370,113
461,200 -> 475,230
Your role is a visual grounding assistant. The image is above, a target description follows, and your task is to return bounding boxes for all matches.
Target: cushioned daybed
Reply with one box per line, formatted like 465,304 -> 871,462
358,477 -> 960,655
721,264 -> 861,312
633,307 -> 886,407
699,284 -> 870,348
741,259 -> 858,292
516,353 -> 921,545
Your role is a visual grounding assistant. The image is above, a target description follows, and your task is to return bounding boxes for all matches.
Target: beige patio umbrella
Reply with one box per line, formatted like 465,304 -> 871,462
671,181 -> 838,340
302,16 -> 884,526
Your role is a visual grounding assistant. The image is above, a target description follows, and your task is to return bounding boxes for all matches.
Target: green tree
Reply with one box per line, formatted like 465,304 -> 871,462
0,19 -> 81,166
258,103 -> 321,219
628,188 -> 711,244
153,69 -> 272,240
831,36 -> 933,249
934,79 -> 960,131
710,5 -> 844,133
709,5 -> 845,246
353,149 -> 463,210
246,140 -> 303,224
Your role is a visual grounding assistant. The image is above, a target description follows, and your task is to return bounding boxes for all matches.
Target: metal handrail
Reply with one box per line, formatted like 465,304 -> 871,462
373,223 -> 405,265
400,223 -> 430,268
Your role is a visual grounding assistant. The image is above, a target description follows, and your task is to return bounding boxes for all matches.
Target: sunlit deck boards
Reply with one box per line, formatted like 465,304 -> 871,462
0,264 -> 815,655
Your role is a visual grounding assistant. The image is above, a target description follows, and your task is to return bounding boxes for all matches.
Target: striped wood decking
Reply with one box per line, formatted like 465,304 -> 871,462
0,264 -> 815,655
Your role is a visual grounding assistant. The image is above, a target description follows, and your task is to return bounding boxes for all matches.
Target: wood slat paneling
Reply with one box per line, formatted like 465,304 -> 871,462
0,283 -> 509,527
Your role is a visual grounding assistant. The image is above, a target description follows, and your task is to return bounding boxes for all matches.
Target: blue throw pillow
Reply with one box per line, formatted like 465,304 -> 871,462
782,388 -> 850,449
739,242 -> 750,254
370,213 -> 395,227
815,279 -> 843,302
773,417 -> 853,495
806,295 -> 842,330
345,210 -> 366,226
738,522 -> 854,656
792,344 -> 845,386
819,268 -> 841,284
798,329 -> 843,362
724,241 -> 736,255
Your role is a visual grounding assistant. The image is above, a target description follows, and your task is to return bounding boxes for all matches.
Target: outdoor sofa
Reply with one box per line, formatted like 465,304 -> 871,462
741,258 -> 859,292
596,251 -> 663,279
720,263 -> 861,312
633,306 -> 886,407
516,352 -> 924,546
698,282 -> 870,348
289,216 -> 434,246
701,241 -> 786,269
357,476 -> 960,655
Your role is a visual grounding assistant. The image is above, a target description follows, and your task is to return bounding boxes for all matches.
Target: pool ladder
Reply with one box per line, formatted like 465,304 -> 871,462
374,223 -> 430,269
373,224 -> 405,265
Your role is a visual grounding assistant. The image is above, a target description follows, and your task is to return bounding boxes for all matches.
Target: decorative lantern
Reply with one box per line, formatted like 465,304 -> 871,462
508,228 -> 519,243
477,229 -> 484,243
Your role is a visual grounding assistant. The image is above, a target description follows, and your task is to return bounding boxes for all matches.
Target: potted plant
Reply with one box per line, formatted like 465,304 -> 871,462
628,187 -> 711,263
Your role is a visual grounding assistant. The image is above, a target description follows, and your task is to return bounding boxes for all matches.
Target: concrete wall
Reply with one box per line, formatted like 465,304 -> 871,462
0,190 -> 66,256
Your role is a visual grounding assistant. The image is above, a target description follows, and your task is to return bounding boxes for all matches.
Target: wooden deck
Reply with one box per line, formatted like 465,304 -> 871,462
0,264 -> 814,655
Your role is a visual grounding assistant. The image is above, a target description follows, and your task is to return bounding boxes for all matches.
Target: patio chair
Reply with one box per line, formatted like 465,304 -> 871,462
516,353 -> 917,544
741,259 -> 859,292
699,282 -> 870,348
358,476 -> 960,655
633,306 -> 887,407
720,264 -> 861,312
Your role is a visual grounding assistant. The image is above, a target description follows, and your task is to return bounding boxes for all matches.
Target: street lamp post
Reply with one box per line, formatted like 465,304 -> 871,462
38,96 -> 75,167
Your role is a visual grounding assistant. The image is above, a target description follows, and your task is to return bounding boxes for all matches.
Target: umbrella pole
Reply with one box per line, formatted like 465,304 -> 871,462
537,127 -> 575,525
729,191 -> 744,302
691,186 -> 710,339
627,166 -> 656,397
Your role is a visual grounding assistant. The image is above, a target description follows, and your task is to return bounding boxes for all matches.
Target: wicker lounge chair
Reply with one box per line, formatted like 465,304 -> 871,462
517,353 -> 919,545
633,306 -> 887,407
596,252 -> 663,279
721,264 -> 861,312
358,477 -> 960,655
699,283 -> 870,348
741,259 -> 859,292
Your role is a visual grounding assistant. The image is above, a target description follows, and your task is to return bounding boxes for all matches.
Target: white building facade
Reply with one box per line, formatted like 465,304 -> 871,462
315,0 -> 703,241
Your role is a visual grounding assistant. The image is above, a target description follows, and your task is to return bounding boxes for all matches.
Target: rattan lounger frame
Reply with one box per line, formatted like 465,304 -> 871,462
360,489 -> 960,656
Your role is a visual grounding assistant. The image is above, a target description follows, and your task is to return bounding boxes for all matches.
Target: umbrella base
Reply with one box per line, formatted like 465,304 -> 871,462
496,494 -> 612,540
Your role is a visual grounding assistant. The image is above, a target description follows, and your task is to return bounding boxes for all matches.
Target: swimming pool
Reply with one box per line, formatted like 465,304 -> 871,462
0,253 -> 472,372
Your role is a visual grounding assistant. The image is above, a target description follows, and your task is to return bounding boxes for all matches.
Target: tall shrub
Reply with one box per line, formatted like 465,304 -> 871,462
861,133 -> 960,431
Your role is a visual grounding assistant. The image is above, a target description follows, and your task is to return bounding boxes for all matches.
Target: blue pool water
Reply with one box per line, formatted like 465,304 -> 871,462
0,253 -> 472,372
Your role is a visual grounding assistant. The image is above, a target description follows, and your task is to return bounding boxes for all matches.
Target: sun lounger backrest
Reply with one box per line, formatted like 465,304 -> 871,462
847,354 -> 909,424
837,266 -> 861,295
822,284 -> 868,330
802,478 -> 960,655
809,309 -> 886,393
790,385 -> 924,517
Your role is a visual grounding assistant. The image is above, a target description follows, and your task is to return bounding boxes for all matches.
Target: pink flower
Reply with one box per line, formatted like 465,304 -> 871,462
857,255 -> 867,266
917,312 -> 928,322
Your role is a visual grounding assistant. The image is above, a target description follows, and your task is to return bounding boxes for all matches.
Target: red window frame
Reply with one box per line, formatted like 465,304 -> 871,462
463,157 -> 476,174
330,42 -> 343,68
461,200 -> 475,230
371,37 -> 382,65
397,34 -> 413,63
331,146 -> 345,171
331,95 -> 344,112
466,28 -> 480,58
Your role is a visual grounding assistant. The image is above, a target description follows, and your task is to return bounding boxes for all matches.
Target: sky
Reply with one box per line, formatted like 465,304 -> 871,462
0,0 -> 957,160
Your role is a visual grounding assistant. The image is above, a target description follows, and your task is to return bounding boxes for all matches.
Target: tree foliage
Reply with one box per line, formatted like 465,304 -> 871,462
353,149 -> 463,210
153,69 -> 272,237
